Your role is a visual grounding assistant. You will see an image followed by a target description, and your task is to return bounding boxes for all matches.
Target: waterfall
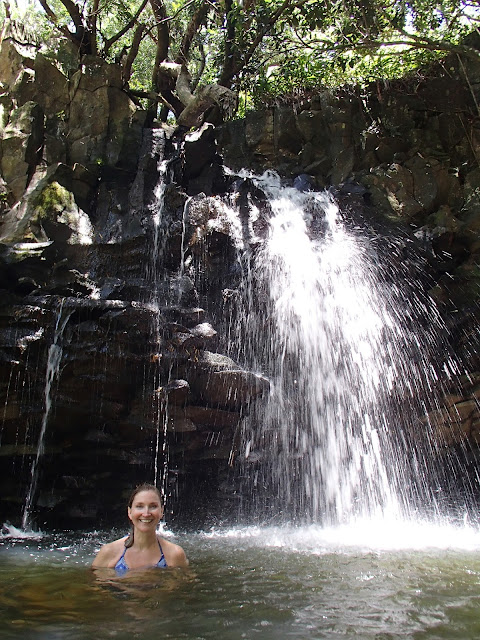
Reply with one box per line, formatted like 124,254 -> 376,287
21,301 -> 72,531
149,151 -> 169,495
221,171 -> 455,526
145,129 -> 184,500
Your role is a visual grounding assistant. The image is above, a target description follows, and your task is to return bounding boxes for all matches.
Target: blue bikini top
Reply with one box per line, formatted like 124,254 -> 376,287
114,539 -> 168,574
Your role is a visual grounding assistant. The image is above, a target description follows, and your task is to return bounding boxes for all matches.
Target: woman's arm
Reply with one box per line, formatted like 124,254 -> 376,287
170,545 -> 189,568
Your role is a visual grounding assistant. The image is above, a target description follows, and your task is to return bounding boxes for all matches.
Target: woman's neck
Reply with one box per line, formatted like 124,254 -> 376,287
132,529 -> 158,550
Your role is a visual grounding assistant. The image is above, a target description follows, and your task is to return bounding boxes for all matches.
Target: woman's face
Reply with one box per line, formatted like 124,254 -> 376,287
127,489 -> 164,531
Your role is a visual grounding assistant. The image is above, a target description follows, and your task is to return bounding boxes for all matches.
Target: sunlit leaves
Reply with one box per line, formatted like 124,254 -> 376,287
11,0 -> 480,115
237,0 -> 478,106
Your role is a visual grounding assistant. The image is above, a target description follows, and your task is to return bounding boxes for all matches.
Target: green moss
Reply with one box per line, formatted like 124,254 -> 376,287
32,181 -> 73,221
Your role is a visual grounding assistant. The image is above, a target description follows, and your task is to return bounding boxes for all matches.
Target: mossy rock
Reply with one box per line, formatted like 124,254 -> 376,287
32,181 -> 74,221
30,180 -> 92,244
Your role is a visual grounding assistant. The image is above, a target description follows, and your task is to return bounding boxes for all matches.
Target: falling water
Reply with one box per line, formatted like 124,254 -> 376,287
176,196 -> 193,299
21,301 -> 72,530
150,158 -> 169,495
144,128 -> 178,499
223,171 -> 453,526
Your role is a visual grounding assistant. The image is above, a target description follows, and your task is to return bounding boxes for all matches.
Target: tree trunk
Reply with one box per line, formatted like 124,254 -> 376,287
86,0 -> 99,56
175,0 -> 213,66
149,0 -> 170,121
177,84 -> 237,127
122,23 -> 145,84
220,0 -> 236,87
157,61 -> 237,127
150,0 -> 170,89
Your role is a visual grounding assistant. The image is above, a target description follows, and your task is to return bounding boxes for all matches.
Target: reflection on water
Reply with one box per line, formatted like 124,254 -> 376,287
1,524 -> 480,639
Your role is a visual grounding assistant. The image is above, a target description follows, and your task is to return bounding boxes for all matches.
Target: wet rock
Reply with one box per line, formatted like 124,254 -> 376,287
293,174 -> 316,192
162,306 -> 206,327
167,416 -> 197,432
183,405 -> 240,431
191,322 -> 217,346
422,374 -> 480,447
182,123 -> 218,181
159,379 -> 190,406
190,352 -> 270,410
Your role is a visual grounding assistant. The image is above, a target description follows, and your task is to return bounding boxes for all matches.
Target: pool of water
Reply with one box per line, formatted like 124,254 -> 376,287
1,519 -> 480,639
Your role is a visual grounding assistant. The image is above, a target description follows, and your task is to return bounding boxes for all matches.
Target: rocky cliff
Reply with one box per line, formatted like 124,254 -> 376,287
0,26 -> 269,529
1,22 -> 480,529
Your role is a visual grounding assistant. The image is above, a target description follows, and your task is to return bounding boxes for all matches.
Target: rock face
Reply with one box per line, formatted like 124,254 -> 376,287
1,21 -> 480,528
0,27 -> 266,529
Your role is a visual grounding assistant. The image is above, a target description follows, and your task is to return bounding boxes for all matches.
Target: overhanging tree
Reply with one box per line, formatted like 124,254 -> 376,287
3,0 -> 479,124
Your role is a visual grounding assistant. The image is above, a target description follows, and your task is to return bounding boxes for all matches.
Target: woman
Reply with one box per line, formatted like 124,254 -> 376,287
92,483 -> 188,573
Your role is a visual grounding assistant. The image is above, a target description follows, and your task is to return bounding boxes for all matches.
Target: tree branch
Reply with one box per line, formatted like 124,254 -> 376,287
219,0 -> 311,87
58,0 -> 84,36
3,0 -> 11,20
38,0 -> 84,48
175,0 -> 213,66
37,0 -> 58,24
192,39 -> 206,90
301,33 -> 480,64
156,61 -> 237,126
87,0 -> 99,55
157,61 -> 193,104
102,0 -> 150,55
122,23 -> 146,84
129,88 -> 176,112
177,83 -> 237,127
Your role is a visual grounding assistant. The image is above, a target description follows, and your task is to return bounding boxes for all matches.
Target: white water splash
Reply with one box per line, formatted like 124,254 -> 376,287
1,522 -> 44,539
224,171 -> 449,525
199,519 -> 480,553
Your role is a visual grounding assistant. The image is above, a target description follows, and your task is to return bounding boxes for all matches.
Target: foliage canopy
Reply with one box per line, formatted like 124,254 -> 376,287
2,0 -> 480,119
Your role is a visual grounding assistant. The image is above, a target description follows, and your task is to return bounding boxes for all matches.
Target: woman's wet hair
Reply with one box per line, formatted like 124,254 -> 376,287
127,483 -> 162,508
124,483 -> 163,548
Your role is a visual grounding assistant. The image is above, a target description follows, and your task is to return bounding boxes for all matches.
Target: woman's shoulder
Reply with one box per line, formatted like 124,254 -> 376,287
92,537 -> 127,568
158,535 -> 189,568
101,536 -> 128,552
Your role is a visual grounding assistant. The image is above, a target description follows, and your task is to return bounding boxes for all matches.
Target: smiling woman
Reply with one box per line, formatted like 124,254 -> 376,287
92,484 -> 189,574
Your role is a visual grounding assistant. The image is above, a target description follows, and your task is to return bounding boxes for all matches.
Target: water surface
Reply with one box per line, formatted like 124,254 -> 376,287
1,521 -> 480,639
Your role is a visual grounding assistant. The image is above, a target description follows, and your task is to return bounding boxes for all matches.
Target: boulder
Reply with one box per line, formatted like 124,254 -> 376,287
68,58 -> 143,171
1,101 -> 44,201
194,369 -> 269,410
159,379 -> 190,406
33,53 -> 69,114
183,404 -> 240,430
245,110 -> 275,161
0,37 -> 36,95
0,164 -> 92,244
189,352 -> 270,410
